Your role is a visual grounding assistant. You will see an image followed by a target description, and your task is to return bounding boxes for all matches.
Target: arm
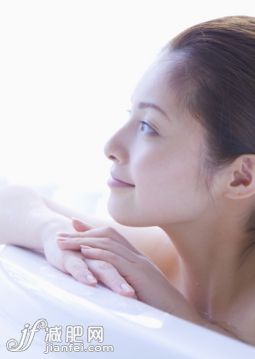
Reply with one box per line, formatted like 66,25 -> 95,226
0,185 -> 73,251
0,184 -> 178,280
0,184 -> 158,251
44,196 -> 179,279
0,185 -> 245,341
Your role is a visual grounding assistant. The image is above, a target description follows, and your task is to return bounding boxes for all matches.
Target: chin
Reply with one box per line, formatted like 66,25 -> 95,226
107,206 -> 149,227
110,213 -> 138,227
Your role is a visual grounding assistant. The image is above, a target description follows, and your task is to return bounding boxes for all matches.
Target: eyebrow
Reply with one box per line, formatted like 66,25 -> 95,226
137,102 -> 170,121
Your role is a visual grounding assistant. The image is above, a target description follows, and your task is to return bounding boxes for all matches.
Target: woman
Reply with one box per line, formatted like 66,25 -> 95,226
2,15 -> 255,345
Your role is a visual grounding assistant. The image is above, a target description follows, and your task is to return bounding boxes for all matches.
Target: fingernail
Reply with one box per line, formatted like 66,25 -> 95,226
72,217 -> 85,225
57,238 -> 68,242
120,283 -> 134,293
86,274 -> 97,283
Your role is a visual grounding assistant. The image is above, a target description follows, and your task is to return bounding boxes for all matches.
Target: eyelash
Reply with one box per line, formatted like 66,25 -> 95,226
126,109 -> 158,136
138,121 -> 157,135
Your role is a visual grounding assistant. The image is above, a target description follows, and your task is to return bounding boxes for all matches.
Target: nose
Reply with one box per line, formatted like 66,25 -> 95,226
104,138 -> 116,161
104,135 -> 120,162
103,126 -> 129,163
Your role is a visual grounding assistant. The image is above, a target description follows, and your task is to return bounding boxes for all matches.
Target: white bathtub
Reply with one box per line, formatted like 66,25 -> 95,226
0,244 -> 254,359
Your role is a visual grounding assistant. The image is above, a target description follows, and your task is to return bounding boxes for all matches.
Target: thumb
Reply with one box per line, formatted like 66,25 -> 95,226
71,217 -> 93,232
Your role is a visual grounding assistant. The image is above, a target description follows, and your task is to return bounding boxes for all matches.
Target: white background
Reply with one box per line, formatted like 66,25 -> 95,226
0,0 -> 254,216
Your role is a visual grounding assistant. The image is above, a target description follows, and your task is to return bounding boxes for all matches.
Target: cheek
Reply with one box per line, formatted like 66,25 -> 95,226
133,153 -> 209,223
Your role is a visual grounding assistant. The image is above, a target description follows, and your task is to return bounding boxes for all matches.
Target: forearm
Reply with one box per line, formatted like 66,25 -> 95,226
44,196 -> 178,277
0,185 -> 73,251
0,184 -> 155,251
0,184 -> 161,251
0,184 -> 176,279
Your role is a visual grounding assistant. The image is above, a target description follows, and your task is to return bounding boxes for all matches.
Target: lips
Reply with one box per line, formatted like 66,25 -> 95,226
110,172 -> 135,186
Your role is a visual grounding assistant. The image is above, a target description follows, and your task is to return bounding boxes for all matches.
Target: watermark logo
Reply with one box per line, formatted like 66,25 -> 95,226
87,326 -> 104,343
6,319 -> 48,352
6,319 -> 114,354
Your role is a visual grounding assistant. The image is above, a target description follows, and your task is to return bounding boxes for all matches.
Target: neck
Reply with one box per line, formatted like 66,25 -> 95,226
160,207 -> 255,322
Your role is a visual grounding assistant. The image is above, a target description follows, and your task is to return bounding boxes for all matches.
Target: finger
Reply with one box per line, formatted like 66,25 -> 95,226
72,218 -> 93,232
85,258 -> 137,298
57,238 -> 82,251
58,237 -> 140,263
57,218 -> 93,237
63,253 -> 98,286
80,246 -> 140,280
58,226 -> 141,255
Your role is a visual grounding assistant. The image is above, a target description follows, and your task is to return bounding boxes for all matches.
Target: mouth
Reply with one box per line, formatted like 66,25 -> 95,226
107,174 -> 135,188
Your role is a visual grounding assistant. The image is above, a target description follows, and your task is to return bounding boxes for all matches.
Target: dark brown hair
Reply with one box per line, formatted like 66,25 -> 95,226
159,16 -> 255,232
160,16 -> 255,230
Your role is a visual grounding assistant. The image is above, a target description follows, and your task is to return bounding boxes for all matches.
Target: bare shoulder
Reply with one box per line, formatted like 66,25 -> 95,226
42,199 -> 180,282
113,224 -> 180,281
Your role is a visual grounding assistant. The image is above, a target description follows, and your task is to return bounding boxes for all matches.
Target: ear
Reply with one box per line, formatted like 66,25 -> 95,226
223,155 -> 255,200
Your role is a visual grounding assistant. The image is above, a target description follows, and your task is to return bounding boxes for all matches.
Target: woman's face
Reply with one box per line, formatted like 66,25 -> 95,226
104,56 -> 214,228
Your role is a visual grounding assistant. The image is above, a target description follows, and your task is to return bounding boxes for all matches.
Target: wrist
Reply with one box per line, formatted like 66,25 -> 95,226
41,217 -> 73,273
41,217 -> 73,247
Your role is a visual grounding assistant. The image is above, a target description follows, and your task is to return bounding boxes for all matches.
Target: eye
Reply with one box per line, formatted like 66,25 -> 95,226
139,121 -> 157,135
126,109 -> 158,136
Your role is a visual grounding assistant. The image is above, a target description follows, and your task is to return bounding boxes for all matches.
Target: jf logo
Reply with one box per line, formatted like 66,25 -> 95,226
6,319 -> 48,352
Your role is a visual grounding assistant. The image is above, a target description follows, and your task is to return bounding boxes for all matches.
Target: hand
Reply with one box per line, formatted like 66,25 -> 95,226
42,219 -> 136,298
48,218 -> 137,298
42,225 -> 97,286
57,219 -> 190,315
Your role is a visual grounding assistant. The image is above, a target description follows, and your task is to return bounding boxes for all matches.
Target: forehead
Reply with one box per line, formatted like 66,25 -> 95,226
131,55 -> 183,116
131,61 -> 170,102
131,52 -> 208,143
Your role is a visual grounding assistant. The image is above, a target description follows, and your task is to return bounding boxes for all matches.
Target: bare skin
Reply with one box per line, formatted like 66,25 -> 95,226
56,53 -> 255,345
0,184 -> 254,344
2,52 -> 255,345
0,184 -> 178,296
